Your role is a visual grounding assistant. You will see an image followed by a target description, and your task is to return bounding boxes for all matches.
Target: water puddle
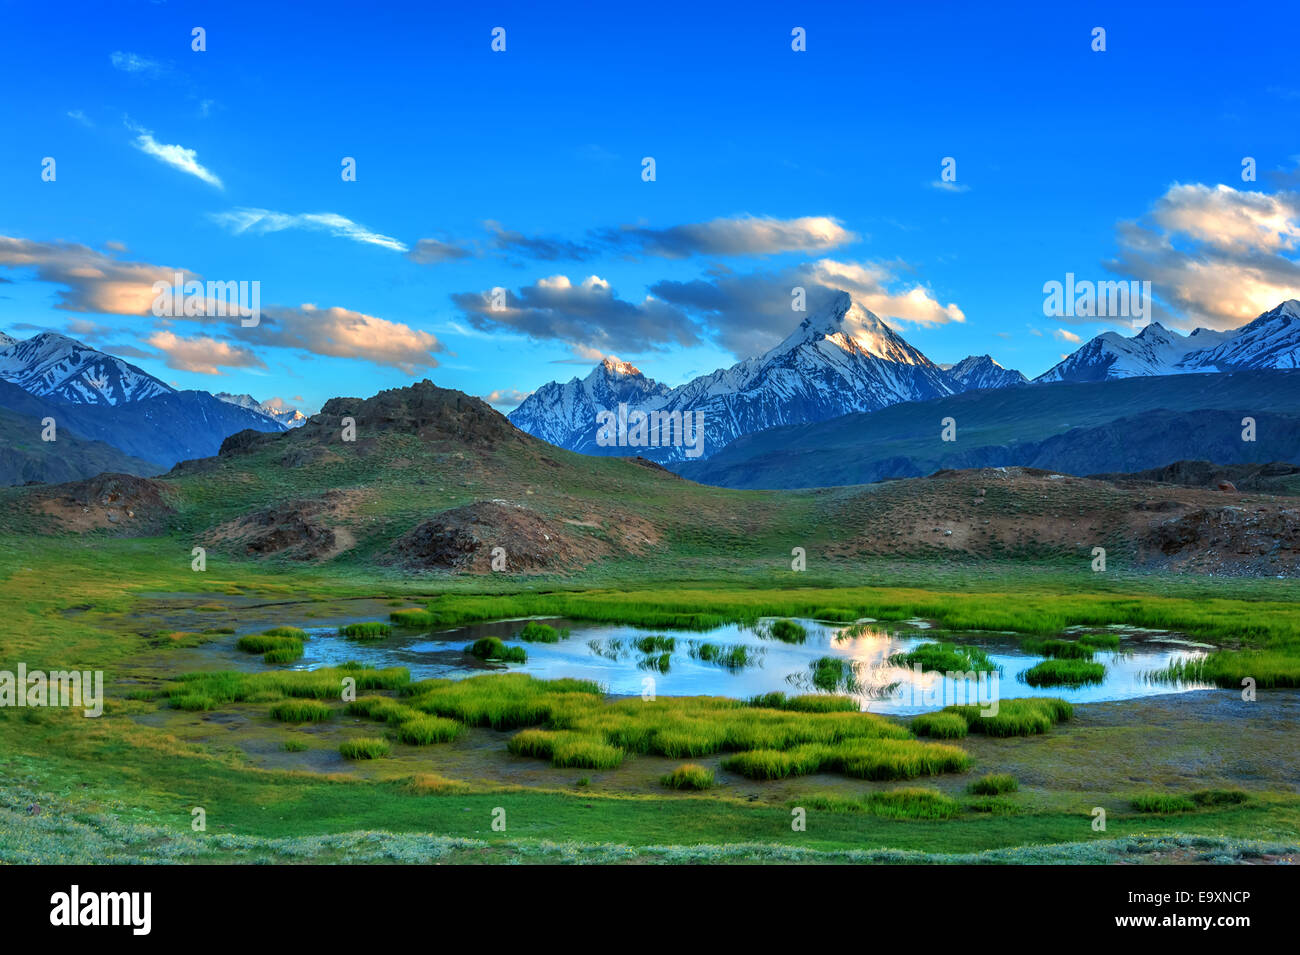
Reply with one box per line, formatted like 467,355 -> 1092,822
226,615 -> 1215,715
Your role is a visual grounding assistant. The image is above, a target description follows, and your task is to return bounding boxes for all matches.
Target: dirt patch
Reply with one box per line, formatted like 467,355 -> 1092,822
30,472 -> 175,534
822,466 -> 1300,576
207,490 -> 358,560
1140,504 -> 1300,575
385,500 -> 604,573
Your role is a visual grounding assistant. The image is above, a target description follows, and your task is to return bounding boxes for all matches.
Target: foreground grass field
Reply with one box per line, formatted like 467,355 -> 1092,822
1,535 -> 1298,863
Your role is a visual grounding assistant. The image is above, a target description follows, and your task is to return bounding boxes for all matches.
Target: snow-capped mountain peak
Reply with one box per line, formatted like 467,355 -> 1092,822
1185,299 -> 1300,371
0,330 -> 174,405
596,356 -> 643,378
1038,300 -> 1300,381
775,291 -> 923,366
214,392 -> 308,428
508,354 -> 672,447
510,288 -> 957,461
948,354 -> 1028,390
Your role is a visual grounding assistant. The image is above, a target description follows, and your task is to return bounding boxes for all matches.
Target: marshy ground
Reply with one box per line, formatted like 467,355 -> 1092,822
2,550 -> 1297,864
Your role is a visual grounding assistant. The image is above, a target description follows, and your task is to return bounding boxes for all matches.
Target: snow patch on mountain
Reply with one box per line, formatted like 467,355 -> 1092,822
0,331 -> 174,405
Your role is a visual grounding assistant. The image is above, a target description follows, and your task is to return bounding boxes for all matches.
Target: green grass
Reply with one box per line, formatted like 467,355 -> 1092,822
942,698 -> 1073,737
401,674 -> 962,781
466,637 -> 527,663
1,534 -> 1297,863
405,673 -> 603,730
690,641 -> 756,669
1130,789 -> 1253,814
639,651 -> 671,673
269,699 -> 333,723
968,773 -> 1019,796
890,641 -> 997,672
747,692 -> 859,713
281,739 -> 309,752
660,764 -> 715,790
516,621 -> 569,643
910,711 -> 969,739
768,619 -> 808,643
1078,632 -> 1121,649
1131,793 -> 1197,813
1157,651 -> 1300,689
168,666 -> 410,707
339,737 -> 390,759
340,621 -> 392,639
633,635 -> 676,653
1025,638 -> 1096,659
396,715 -> 464,745
809,656 -> 857,692
864,788 -> 962,820
1021,659 -> 1106,687
1192,789 -> 1250,808
263,646 -> 303,664
235,633 -> 303,655
389,608 -> 434,628
344,695 -> 418,723
723,738 -> 971,781
508,729 -> 625,769
264,626 -> 307,639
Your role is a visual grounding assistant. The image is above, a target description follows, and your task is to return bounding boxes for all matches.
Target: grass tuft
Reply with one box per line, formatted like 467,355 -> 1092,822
340,622 -> 392,640
516,622 -> 569,643
466,637 -> 527,663
660,763 -> 715,790
269,699 -> 332,722
339,737 -> 390,759
1021,659 -> 1106,687
967,773 -> 1019,796
396,715 -> 464,745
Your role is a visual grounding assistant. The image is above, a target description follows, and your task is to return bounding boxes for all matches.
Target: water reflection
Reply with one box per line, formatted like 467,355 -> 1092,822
273,616 -> 1215,715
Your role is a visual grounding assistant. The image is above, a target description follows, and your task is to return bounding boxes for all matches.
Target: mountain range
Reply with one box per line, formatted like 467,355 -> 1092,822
510,291 -> 1017,461
5,295 -> 1300,490
679,370 -> 1300,489
0,331 -> 296,484
510,295 -> 1300,465
1035,300 -> 1300,382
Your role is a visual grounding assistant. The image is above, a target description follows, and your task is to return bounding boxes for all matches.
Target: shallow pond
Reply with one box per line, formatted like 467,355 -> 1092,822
268,616 -> 1215,715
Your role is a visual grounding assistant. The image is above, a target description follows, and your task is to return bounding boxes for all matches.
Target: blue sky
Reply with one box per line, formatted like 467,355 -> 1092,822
2,0 -> 1299,414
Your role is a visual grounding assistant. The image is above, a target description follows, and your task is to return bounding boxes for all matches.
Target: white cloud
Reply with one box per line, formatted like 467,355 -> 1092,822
146,331 -> 265,375
110,51 -> 163,76
604,215 -> 858,258
483,387 -> 531,407
1109,178 -> 1300,329
650,258 -> 964,358
212,208 -> 406,252
129,124 -> 223,188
